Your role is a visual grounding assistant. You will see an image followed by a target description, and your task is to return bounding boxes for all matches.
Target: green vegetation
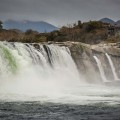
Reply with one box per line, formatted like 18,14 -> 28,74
0,44 -> 18,73
82,21 -> 103,32
54,21 -> 108,44
0,20 -> 119,44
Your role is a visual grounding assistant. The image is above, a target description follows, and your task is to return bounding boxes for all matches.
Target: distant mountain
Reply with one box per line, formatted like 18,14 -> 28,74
99,18 -> 115,25
116,20 -> 120,26
3,20 -> 58,33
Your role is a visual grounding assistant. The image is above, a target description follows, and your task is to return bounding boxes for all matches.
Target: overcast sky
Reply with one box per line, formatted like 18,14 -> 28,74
0,0 -> 120,26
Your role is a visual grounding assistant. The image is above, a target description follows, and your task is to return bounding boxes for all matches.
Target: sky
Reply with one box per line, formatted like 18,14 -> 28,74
0,0 -> 120,26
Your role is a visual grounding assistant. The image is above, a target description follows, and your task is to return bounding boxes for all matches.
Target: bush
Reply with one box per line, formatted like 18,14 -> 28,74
83,21 -> 103,32
34,34 -> 47,42
25,29 -> 38,35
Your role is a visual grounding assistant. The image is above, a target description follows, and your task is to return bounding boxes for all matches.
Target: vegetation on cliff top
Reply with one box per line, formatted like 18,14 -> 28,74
0,20 -> 120,44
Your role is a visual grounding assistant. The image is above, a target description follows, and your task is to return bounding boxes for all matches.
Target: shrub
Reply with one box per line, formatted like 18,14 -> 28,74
83,21 -> 103,32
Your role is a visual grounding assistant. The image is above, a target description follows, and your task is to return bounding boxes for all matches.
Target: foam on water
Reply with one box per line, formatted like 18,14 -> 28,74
0,41 -> 120,105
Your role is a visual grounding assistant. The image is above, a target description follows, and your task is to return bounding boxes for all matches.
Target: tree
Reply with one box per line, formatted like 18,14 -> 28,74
25,29 -> 34,35
83,21 -> 103,32
0,20 -> 3,30
78,20 -> 82,28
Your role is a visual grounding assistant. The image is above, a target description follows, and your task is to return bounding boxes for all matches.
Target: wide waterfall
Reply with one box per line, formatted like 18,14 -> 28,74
105,53 -> 119,81
0,41 -> 120,105
93,56 -> 108,82
0,41 -> 84,100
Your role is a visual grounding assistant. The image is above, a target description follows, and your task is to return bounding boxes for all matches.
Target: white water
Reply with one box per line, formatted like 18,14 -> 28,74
93,56 -> 108,82
105,53 -> 119,81
0,42 -> 120,105
0,41 -> 82,98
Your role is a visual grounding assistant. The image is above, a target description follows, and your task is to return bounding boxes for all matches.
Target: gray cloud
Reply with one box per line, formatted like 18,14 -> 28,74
0,0 -> 120,26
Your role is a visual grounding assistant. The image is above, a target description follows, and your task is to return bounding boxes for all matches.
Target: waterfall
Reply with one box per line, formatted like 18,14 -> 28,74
0,41 -> 81,96
105,53 -> 119,81
93,56 -> 108,82
1,41 -> 120,104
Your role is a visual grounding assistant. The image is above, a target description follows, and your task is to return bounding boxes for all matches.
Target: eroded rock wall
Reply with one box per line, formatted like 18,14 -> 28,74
68,42 -> 120,82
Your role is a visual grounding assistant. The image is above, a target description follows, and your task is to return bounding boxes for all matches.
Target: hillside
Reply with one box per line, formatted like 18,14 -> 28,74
3,20 -> 58,33
99,18 -> 115,25
116,20 -> 120,26
99,18 -> 120,26
0,20 -> 120,44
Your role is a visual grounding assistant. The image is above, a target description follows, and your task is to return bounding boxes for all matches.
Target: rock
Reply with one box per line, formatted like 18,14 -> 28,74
64,42 -> 120,82
28,41 -> 120,83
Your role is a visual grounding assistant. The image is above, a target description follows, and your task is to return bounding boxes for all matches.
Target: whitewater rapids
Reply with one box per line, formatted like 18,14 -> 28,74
0,41 -> 120,105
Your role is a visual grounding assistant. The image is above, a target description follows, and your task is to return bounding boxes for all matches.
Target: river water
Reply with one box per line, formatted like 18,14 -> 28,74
0,42 -> 120,119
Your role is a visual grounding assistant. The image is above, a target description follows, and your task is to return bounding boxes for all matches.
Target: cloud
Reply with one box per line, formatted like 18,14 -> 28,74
0,0 -> 119,26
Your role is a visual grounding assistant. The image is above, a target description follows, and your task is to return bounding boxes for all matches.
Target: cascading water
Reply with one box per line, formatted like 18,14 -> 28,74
0,41 -> 120,105
93,56 -> 108,82
105,53 -> 119,81
1,42 -> 120,120
0,41 -> 83,100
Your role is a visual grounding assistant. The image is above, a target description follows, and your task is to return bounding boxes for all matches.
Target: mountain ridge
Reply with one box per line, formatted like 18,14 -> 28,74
99,18 -> 120,26
3,20 -> 58,33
